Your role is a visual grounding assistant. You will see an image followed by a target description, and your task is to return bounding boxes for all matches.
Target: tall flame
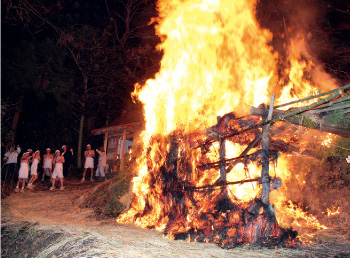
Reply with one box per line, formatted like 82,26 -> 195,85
135,0 -> 279,139
120,0 -> 338,243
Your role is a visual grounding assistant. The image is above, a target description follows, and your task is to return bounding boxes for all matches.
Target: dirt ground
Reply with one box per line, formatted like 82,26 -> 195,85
2,178 -> 350,258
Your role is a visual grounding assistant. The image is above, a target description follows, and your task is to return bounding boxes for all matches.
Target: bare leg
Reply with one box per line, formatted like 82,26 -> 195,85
28,175 -> 34,184
50,177 -> 57,190
16,178 -> 21,188
49,169 -> 53,180
21,179 -> 26,188
41,169 -> 46,181
27,175 -> 34,189
33,175 -> 38,184
14,178 -> 22,192
59,178 -> 64,190
82,168 -> 88,181
30,175 -> 38,185
90,168 -> 94,180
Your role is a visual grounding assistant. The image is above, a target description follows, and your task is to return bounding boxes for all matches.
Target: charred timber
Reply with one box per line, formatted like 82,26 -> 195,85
166,135 -> 179,175
192,178 -> 260,190
219,115 -> 230,182
226,133 -> 261,174
187,177 -> 282,192
197,149 -> 279,170
221,89 -> 345,139
261,95 -> 275,205
250,106 -> 350,137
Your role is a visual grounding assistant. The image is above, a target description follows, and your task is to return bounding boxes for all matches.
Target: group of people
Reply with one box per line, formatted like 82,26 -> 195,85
3,145 -> 73,192
2,143 -> 107,193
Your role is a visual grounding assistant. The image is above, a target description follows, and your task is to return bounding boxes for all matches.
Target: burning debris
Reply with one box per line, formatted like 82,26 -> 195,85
118,84 -> 349,248
118,112 -> 304,248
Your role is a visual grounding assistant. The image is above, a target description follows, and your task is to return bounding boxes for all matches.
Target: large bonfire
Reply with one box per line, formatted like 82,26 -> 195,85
118,0 -> 339,248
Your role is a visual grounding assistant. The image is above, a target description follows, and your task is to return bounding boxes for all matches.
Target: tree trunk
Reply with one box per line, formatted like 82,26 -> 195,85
77,76 -> 88,169
77,114 -> 85,169
8,96 -> 24,144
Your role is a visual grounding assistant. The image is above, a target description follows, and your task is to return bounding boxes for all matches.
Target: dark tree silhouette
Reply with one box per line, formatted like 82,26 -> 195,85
2,0 -> 161,170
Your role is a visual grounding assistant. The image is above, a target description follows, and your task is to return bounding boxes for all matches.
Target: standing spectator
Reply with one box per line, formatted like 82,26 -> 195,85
95,147 -> 107,181
14,151 -> 31,193
69,147 -> 74,173
50,150 -> 65,190
27,150 -> 41,189
124,146 -> 133,168
42,148 -> 53,181
61,145 -> 73,178
3,145 -> 21,184
27,149 -> 33,175
81,144 -> 95,182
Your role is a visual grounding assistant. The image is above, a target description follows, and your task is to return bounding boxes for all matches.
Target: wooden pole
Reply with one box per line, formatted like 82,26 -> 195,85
193,178 -> 260,190
261,95 -> 275,205
120,127 -> 127,171
220,89 -> 343,140
274,84 -> 350,109
250,106 -> 350,137
219,116 -> 229,182
197,150 -> 259,170
104,133 -> 108,151
313,94 -> 350,110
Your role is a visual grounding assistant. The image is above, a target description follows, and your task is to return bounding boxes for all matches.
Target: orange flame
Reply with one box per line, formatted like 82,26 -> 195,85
326,207 -> 340,217
119,0 -> 338,245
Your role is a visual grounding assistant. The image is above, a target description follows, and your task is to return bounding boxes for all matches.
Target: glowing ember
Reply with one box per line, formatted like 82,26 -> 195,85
118,0 -> 338,248
321,133 -> 336,147
326,207 -> 341,217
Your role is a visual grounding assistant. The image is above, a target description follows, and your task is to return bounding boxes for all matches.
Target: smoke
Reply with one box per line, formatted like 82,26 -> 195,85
256,0 -> 339,90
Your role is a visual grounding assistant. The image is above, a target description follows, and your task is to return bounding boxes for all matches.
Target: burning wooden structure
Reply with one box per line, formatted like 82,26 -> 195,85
113,0 -> 350,249
118,84 -> 349,248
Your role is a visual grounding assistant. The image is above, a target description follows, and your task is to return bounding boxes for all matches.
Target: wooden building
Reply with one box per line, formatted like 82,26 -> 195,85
92,106 -> 144,171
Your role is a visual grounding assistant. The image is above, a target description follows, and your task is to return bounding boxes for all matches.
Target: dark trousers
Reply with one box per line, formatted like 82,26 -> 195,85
2,163 -> 18,183
63,163 -> 70,177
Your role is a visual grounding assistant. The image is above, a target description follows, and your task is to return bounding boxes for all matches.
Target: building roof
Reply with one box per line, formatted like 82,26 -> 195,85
92,106 -> 145,136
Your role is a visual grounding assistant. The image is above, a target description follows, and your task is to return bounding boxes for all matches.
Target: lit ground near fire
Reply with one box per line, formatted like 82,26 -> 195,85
2,178 -> 350,257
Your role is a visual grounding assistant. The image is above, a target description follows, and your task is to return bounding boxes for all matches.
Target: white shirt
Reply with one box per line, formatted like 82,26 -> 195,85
4,147 -> 21,164
96,150 -> 107,167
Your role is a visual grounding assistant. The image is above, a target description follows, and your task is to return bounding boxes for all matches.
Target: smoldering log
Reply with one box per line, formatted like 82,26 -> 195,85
250,106 -> 350,137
